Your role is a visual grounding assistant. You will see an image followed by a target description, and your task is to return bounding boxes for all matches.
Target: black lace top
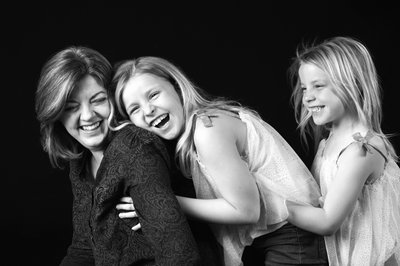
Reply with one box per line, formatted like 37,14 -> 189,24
64,125 -> 200,266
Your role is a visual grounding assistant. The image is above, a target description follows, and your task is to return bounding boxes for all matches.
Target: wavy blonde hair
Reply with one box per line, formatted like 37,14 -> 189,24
110,56 -> 259,176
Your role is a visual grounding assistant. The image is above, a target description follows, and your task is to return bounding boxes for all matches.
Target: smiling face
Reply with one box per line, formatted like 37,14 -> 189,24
122,73 -> 185,140
299,63 -> 347,127
59,75 -> 110,152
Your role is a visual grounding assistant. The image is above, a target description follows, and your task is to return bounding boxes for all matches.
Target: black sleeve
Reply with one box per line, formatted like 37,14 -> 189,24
127,140 -> 201,266
59,246 -> 95,266
63,163 -> 95,266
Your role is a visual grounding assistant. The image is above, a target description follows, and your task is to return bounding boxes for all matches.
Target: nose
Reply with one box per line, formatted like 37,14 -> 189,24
143,103 -> 155,116
80,104 -> 95,121
303,89 -> 316,102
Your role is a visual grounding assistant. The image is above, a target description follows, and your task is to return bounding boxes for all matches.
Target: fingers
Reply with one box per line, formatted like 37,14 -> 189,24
116,203 -> 135,211
119,197 -> 133,203
116,197 -> 137,221
118,211 -> 138,219
132,223 -> 141,231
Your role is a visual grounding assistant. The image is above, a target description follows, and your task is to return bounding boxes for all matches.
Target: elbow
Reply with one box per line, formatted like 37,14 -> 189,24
320,228 -> 336,236
240,194 -> 261,224
240,204 -> 260,224
319,222 -> 340,236
248,207 -> 260,223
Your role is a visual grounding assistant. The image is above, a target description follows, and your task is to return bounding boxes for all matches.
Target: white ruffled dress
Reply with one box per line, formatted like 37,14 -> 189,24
312,132 -> 400,266
191,111 -> 322,266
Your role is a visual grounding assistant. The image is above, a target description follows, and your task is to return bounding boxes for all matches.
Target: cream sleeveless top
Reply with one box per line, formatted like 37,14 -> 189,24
191,110 -> 322,266
312,132 -> 400,266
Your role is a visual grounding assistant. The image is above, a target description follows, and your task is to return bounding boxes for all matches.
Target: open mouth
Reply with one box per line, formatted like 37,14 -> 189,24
309,106 -> 324,113
151,114 -> 170,128
80,121 -> 101,131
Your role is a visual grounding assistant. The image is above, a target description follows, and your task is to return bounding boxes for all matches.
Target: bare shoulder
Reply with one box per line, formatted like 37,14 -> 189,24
337,132 -> 387,177
368,134 -> 387,154
195,111 -> 243,135
194,111 -> 246,148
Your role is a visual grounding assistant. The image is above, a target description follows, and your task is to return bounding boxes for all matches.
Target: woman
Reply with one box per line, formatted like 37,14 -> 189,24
35,47 -> 200,265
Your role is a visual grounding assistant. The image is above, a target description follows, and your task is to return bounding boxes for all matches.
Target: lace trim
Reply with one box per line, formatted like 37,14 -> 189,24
335,131 -> 388,185
197,114 -> 216,127
336,131 -> 388,164
352,131 -> 375,155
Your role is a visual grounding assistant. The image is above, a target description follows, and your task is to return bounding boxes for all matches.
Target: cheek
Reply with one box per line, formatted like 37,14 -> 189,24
59,114 -> 74,131
301,95 -> 307,105
172,97 -> 184,114
336,101 -> 346,114
100,105 -> 111,118
129,115 -> 144,127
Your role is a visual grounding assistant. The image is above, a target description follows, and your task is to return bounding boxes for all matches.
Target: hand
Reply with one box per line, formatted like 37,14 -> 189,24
116,197 -> 142,231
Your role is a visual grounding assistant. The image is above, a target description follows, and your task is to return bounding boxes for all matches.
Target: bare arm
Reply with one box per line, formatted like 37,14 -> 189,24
178,114 -> 260,224
287,143 -> 385,235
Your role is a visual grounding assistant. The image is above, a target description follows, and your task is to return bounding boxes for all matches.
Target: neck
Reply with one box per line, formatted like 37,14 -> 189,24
330,117 -> 367,139
90,150 -> 104,179
91,150 -> 104,163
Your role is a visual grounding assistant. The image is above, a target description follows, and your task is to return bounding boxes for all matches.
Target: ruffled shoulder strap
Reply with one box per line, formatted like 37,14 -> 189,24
187,112 -> 218,139
196,113 -> 217,128
195,109 -> 239,128
335,131 -> 388,166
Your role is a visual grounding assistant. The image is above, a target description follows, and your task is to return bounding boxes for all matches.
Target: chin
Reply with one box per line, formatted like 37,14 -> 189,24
163,130 -> 179,140
85,136 -> 107,148
161,134 -> 176,140
313,121 -> 323,126
312,118 -> 325,126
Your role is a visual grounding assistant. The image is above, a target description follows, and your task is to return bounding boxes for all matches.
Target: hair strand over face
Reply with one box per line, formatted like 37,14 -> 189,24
289,36 -> 397,160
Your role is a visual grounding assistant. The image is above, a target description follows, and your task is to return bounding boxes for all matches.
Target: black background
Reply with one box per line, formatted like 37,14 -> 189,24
5,2 -> 399,265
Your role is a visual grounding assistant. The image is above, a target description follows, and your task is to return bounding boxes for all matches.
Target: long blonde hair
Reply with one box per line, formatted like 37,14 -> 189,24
110,56 -> 260,176
289,36 -> 397,160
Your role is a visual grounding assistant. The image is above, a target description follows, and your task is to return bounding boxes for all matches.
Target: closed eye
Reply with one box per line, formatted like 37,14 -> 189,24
92,96 -> 108,104
64,103 -> 78,112
313,82 -> 326,89
149,91 -> 160,99
128,105 -> 139,116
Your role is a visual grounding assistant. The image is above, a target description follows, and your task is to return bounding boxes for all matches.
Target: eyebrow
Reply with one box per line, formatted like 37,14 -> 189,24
90,91 -> 107,100
67,91 -> 107,103
311,79 -> 325,83
301,79 -> 325,85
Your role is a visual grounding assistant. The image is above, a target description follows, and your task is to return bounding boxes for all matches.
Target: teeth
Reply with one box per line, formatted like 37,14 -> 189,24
151,114 -> 167,127
81,122 -> 101,131
310,106 -> 322,113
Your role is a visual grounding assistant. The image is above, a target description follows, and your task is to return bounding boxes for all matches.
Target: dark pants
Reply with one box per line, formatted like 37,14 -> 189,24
242,223 -> 328,266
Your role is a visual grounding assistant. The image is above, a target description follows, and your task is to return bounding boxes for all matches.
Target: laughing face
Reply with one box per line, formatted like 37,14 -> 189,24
59,75 -> 110,152
299,63 -> 346,127
122,73 -> 185,140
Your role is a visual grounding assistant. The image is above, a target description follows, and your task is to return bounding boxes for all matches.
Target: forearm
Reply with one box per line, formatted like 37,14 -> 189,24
177,196 -> 259,224
286,201 -> 338,235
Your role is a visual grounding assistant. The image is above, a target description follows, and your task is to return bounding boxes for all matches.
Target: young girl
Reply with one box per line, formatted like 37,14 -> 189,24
288,36 -> 400,265
110,57 -> 328,265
